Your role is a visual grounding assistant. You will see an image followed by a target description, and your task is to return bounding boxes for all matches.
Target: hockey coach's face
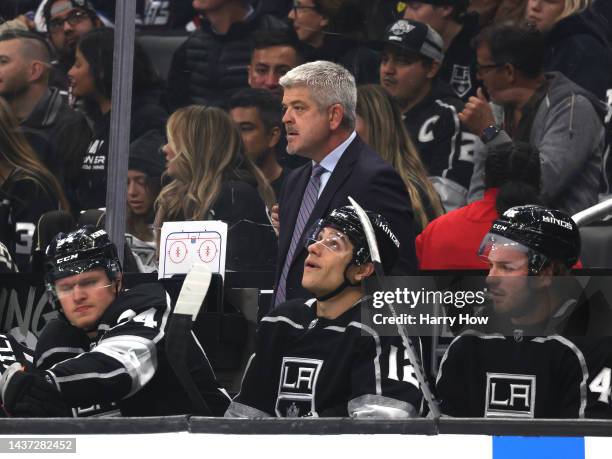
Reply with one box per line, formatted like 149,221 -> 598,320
54,268 -> 118,331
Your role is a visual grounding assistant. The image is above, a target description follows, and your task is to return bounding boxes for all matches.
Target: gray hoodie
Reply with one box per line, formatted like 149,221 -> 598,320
469,72 -> 605,216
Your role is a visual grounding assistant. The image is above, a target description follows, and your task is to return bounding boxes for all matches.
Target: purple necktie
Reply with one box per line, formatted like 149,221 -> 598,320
274,164 -> 326,306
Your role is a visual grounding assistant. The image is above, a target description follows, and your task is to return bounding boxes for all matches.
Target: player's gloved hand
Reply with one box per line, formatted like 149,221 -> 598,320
0,362 -> 71,417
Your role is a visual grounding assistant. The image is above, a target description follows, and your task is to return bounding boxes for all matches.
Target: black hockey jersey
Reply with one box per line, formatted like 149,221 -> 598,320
0,334 -> 33,374
403,79 -> 479,210
569,336 -> 612,419
438,13 -> 481,102
226,298 -> 423,418
436,332 -> 588,418
38,283 -> 230,416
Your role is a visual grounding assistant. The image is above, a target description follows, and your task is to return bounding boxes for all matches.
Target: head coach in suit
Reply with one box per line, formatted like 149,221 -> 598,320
271,60 -> 418,312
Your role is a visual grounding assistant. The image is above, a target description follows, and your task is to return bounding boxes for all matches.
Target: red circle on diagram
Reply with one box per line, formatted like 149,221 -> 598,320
198,240 -> 217,263
168,241 -> 187,263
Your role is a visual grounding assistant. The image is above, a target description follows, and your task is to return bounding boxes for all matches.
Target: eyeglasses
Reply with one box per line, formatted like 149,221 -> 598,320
476,62 -> 505,74
292,1 -> 318,13
54,276 -> 113,299
48,10 -> 89,33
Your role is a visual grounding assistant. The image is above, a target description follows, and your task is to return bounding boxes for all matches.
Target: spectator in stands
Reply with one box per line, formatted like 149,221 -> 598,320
403,0 -> 481,101
43,0 -> 103,89
525,0 -> 612,100
165,0 -> 288,110
126,130 -> 165,273
272,60 -> 417,309
69,28 -> 167,211
0,30 -> 91,214
248,29 -> 304,100
228,88 -> 286,200
288,0 -> 381,84
356,84 -> 444,232
462,22 -> 605,215
248,29 -> 308,170
0,97 -> 69,272
380,19 -> 479,211
155,105 -> 277,271
416,141 -> 541,269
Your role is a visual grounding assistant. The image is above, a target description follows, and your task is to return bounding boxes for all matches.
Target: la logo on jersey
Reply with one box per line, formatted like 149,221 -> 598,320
450,65 -> 472,98
275,357 -> 323,417
485,373 -> 536,418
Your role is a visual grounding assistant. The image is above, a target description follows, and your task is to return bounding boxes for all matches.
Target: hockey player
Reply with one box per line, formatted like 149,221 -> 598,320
226,206 -> 424,418
0,226 -> 230,417
436,205 -> 612,418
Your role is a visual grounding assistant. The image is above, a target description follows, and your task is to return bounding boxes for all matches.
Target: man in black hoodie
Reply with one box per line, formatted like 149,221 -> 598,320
380,19 -> 480,211
166,0 -> 288,110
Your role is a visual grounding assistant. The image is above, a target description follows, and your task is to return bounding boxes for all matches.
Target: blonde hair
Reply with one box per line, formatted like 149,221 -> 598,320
356,85 -> 444,231
559,0 -> 591,21
0,98 -> 69,212
155,106 -> 275,241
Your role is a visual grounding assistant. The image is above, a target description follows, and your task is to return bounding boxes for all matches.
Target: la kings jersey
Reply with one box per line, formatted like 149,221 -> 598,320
226,298 -> 423,418
403,79 -> 480,211
37,283 -> 230,416
436,332 -> 588,418
0,334 -> 33,374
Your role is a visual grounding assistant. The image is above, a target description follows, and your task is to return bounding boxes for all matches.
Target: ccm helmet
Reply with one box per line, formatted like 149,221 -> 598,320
479,205 -> 580,274
45,226 -> 122,285
306,205 -> 400,274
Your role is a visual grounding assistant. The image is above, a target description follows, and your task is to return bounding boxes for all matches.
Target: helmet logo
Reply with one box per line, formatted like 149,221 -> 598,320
492,223 -> 507,231
91,229 -> 106,239
542,215 -> 573,230
56,254 -> 79,264
376,222 -> 400,248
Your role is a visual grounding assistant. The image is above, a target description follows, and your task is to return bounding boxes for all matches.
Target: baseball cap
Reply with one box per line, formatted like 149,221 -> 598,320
383,19 -> 444,62
44,0 -> 97,23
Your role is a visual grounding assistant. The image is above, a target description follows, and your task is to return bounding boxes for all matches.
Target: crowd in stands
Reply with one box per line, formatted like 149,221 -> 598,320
0,0 -> 609,274
0,0 -> 611,420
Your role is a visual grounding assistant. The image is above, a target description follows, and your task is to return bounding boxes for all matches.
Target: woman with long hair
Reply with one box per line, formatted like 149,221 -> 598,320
525,0 -> 612,99
68,28 -> 167,211
155,105 -> 276,270
0,98 -> 69,271
356,85 -> 444,233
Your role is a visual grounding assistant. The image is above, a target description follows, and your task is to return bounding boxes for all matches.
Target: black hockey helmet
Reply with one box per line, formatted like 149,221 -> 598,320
306,205 -> 400,274
45,225 -> 122,285
478,205 -> 580,274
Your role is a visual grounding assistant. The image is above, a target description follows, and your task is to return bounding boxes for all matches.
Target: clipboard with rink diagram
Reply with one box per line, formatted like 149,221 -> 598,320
158,220 -> 228,279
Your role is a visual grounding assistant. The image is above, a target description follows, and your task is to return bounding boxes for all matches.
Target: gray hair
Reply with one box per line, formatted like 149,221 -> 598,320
280,60 -> 357,130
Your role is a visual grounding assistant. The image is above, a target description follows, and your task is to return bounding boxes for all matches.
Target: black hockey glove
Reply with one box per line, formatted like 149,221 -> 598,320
0,362 -> 72,417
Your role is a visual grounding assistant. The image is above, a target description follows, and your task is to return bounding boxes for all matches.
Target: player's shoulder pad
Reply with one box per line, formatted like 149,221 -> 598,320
264,298 -> 316,321
101,282 -> 169,323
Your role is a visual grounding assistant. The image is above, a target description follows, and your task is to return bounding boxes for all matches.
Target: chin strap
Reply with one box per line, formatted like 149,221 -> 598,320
315,265 -> 361,301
